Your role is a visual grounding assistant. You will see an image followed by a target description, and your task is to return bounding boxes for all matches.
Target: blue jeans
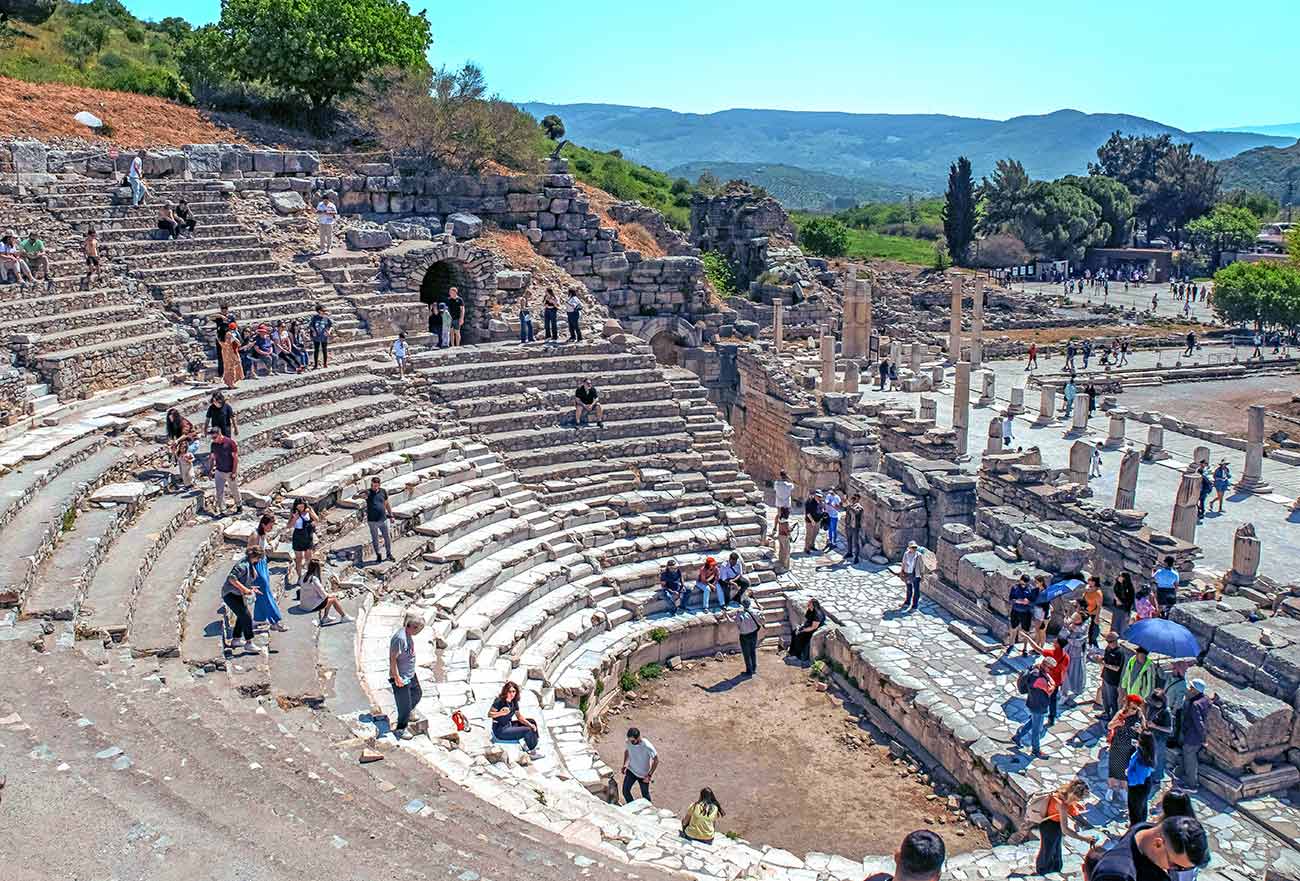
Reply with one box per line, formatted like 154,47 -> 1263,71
1014,710 -> 1046,754
520,314 -> 535,342
129,177 -> 145,206
827,515 -> 839,548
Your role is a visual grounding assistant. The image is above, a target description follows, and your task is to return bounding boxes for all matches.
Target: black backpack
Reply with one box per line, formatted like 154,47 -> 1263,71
1017,668 -> 1035,694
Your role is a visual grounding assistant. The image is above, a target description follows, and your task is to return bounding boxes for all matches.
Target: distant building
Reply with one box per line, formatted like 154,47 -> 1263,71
1083,247 -> 1174,282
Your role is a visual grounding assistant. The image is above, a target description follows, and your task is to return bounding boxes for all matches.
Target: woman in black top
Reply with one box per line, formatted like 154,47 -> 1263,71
488,682 -> 542,757
1112,572 -> 1135,636
787,598 -> 826,663
289,498 -> 318,585
428,301 -> 443,347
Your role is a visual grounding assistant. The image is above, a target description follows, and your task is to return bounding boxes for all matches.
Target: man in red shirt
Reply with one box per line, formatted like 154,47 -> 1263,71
1029,633 -> 1070,727
209,429 -> 242,516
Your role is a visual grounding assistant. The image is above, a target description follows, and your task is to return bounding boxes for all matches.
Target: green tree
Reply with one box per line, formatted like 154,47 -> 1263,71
978,157 -> 1031,236
1288,224 -> 1300,268
1060,174 -> 1134,248
61,17 -> 110,69
1211,260 -> 1300,330
942,156 -> 976,265
1020,181 -> 1107,263
799,217 -> 850,258
217,0 -> 431,111
1222,189 -> 1280,221
540,113 -> 565,141
1149,143 -> 1219,246
1185,204 -> 1260,268
178,24 -> 234,102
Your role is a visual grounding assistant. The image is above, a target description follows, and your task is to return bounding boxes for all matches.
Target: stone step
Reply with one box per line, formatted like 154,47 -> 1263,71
79,491 -> 200,642
95,223 -> 246,243
0,303 -> 146,337
0,287 -> 137,320
0,444 -> 123,608
111,234 -> 262,256
502,433 -> 693,471
459,399 -> 681,435
21,503 -> 130,621
19,317 -> 165,359
482,416 -> 688,454
147,271 -> 303,297
122,246 -> 275,270
417,352 -> 654,386
132,258 -> 285,284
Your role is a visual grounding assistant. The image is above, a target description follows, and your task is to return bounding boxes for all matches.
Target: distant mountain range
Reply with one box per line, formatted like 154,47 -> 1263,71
522,103 -> 1296,204
1217,139 -> 1300,198
1222,123 -> 1300,139
665,161 -> 915,210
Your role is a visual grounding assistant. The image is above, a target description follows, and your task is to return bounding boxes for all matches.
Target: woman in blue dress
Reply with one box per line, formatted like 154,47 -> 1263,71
1211,459 -> 1231,513
247,513 -> 287,632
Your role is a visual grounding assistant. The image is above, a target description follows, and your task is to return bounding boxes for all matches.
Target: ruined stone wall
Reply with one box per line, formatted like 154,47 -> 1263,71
606,202 -> 698,257
0,367 -> 29,425
978,468 -> 1199,580
689,187 -> 795,288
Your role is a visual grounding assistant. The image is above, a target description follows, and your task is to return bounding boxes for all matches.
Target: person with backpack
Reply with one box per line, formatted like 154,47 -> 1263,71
1127,731 -> 1158,826
1107,695 -> 1145,804
1012,656 -> 1056,758
1026,778 -> 1097,875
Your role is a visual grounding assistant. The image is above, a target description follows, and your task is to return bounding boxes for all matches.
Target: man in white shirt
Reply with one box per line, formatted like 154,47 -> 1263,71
128,150 -> 146,206
620,727 -> 658,804
773,470 -> 794,539
900,541 -> 922,611
566,292 -> 582,342
315,194 -> 338,254
733,598 -> 765,676
718,552 -> 749,605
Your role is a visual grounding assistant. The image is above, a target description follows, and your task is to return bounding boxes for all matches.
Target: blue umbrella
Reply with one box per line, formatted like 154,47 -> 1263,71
1038,578 -> 1084,603
1124,618 -> 1201,659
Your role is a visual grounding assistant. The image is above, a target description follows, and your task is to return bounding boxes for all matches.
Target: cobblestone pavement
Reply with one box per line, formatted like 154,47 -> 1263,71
784,529 -> 1299,878
1007,281 -> 1220,324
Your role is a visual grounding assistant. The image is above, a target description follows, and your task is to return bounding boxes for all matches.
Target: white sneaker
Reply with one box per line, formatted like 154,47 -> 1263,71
229,638 -> 244,649
398,729 -> 415,741
528,748 -> 545,760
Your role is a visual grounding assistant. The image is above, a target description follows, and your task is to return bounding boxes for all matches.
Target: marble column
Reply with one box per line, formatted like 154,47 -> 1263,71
820,330 -> 836,393
976,370 -> 996,406
1192,445 -> 1210,468
1068,440 -> 1094,488
1144,424 -> 1167,460
1072,394 -> 1091,432
889,340 -> 902,364
1038,387 -> 1056,423
986,419 -> 1004,454
930,365 -> 945,387
971,286 -> 985,368
844,360 -> 860,394
1107,412 -> 1127,447
773,302 -> 784,353
948,275 -> 963,362
1171,467 -> 1202,543
919,395 -> 937,421
1115,449 -> 1140,509
952,362 -> 971,458
843,275 -> 871,359
1008,386 -> 1025,414
910,342 -> 924,373
1236,404 -> 1273,493
1227,523 -> 1260,588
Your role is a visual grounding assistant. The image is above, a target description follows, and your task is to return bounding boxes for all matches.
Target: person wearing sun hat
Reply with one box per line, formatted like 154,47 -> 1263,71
1179,676 -> 1213,788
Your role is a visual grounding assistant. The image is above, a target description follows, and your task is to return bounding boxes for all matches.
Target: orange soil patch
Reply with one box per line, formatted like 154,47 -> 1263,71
481,228 -> 550,272
0,76 -> 248,148
571,180 -> 667,258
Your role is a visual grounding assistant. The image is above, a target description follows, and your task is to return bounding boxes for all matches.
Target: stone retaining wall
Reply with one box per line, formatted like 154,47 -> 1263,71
0,366 -> 29,425
605,202 -> 697,257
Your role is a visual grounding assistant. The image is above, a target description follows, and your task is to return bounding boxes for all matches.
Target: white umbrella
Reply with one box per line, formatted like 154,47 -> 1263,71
73,111 -> 103,129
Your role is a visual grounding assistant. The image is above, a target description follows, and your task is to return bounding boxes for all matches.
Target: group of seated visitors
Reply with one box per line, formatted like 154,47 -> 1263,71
214,302 -> 319,388
659,554 -> 751,614
0,229 -> 48,287
155,200 -> 198,240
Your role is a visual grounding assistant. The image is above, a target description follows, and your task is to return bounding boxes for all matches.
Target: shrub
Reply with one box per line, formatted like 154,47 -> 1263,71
649,626 -> 669,644
671,177 -> 691,195
637,662 -> 663,680
572,158 -> 593,174
578,695 -> 589,715
619,670 -> 639,692
932,240 -> 951,271
969,233 -> 1030,269
594,679 -> 604,698
701,250 -> 739,298
810,659 -> 828,680
799,217 -> 850,257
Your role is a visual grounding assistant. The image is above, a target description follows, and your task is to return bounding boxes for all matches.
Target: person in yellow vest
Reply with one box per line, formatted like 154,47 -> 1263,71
1120,646 -> 1156,700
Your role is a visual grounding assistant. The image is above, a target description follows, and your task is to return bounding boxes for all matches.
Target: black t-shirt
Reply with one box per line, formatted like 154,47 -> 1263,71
804,497 -> 821,520
366,488 -> 389,522
215,317 -> 230,341
490,697 -> 518,731
575,385 -> 597,405
207,403 -> 234,435
446,298 -> 464,321
1102,646 -> 1124,686
1114,579 -> 1135,611
1090,824 -> 1168,881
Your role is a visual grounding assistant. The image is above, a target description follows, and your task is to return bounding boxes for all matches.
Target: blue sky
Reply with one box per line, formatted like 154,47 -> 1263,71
121,0 -> 1295,131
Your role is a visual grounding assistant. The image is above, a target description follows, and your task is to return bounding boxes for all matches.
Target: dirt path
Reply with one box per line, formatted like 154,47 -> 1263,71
592,650 -> 991,860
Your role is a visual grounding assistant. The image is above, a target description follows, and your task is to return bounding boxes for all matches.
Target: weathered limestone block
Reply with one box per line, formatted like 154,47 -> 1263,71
937,524 -> 993,583
1227,523 -> 1261,587
1205,622 -> 1278,685
1016,525 -> 1093,574
958,551 -> 1049,613
345,228 -> 393,250
974,505 -> 1034,548
1189,667 -> 1294,771
447,212 -> 484,239
270,191 -> 306,215
1169,601 -> 1246,646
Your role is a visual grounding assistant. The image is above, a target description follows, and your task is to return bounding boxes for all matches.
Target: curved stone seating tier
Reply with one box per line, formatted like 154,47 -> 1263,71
111,233 -> 263,257
95,222 -> 247,243
0,288 -> 137,323
0,443 -> 126,609
447,381 -> 674,421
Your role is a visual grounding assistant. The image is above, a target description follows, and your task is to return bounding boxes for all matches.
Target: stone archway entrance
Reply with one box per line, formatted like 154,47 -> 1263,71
380,237 -> 500,345
622,316 -> 703,366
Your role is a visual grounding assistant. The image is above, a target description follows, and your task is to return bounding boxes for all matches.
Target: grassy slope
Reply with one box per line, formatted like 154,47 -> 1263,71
553,142 -> 693,229
0,2 -> 189,100
791,202 -> 944,266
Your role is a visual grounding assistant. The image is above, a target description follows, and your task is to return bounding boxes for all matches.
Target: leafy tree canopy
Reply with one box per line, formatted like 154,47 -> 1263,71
1211,260 -> 1300,329
943,156 -> 976,265
540,114 -> 565,141
799,216 -> 850,258
1185,204 -> 1260,266
1059,174 -> 1134,248
1020,181 -> 1108,263
217,0 -> 431,109
1221,189 -> 1279,221
978,157 -> 1031,236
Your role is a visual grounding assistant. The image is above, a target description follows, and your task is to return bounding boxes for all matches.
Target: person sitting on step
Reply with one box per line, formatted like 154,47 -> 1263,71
695,556 -> 723,611
574,378 -> 604,428
718,552 -> 749,605
488,681 -> 544,760
660,559 -> 686,614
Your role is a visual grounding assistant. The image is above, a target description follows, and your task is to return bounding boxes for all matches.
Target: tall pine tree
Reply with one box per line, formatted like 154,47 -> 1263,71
943,156 -> 976,266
